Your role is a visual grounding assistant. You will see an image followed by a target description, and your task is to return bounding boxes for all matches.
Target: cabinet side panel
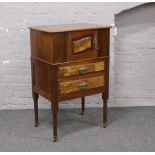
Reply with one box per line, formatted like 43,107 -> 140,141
30,29 -> 41,58
98,28 -> 110,57
30,29 -> 53,63
52,33 -> 66,63
32,58 -> 52,100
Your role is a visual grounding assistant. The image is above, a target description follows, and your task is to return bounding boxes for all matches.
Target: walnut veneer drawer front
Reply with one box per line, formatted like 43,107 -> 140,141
59,61 -> 104,77
59,75 -> 104,94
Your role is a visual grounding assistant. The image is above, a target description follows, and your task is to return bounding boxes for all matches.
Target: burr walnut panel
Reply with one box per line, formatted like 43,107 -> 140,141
73,36 -> 92,53
66,30 -> 98,61
59,75 -> 104,95
59,61 -> 105,77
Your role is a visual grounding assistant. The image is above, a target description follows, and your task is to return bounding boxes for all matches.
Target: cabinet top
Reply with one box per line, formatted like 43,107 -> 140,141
29,23 -> 111,33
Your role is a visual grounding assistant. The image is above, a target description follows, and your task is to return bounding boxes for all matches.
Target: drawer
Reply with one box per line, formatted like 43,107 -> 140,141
59,75 -> 104,95
59,61 -> 104,77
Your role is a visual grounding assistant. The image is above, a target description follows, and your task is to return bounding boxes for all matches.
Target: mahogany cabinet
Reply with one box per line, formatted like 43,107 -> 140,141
29,23 -> 111,142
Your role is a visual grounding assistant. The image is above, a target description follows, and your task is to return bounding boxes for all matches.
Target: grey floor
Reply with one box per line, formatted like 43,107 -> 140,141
0,106 -> 155,152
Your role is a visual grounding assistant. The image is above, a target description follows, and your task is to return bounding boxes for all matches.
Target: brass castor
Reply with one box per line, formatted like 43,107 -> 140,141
53,136 -> 57,142
103,122 -> 107,128
80,112 -> 84,115
35,122 -> 39,127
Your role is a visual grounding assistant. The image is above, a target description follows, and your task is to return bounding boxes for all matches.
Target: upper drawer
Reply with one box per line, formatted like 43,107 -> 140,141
59,61 -> 104,77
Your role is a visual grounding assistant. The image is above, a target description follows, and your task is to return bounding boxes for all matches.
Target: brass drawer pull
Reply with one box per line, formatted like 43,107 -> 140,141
93,36 -> 99,50
78,82 -> 88,90
79,67 -> 89,74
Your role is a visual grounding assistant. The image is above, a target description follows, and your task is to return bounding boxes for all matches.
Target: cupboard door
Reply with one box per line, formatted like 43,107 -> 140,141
66,30 -> 99,61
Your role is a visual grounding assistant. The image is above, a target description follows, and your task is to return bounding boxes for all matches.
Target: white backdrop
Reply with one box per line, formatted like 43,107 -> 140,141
114,3 -> 155,107
0,2 -> 146,109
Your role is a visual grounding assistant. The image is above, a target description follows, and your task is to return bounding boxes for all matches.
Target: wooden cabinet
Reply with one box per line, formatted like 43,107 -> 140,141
29,23 -> 111,142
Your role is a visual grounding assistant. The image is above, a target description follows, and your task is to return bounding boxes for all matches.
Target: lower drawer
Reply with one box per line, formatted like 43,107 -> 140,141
59,75 -> 104,94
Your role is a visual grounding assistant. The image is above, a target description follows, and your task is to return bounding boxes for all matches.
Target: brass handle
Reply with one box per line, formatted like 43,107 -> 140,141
93,36 -> 99,50
79,67 -> 89,74
78,82 -> 88,90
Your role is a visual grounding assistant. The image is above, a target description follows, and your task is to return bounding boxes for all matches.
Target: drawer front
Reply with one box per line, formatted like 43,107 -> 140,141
59,75 -> 104,95
59,61 -> 104,77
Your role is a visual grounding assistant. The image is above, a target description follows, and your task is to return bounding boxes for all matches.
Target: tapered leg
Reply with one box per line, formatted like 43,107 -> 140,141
33,92 -> 39,127
51,101 -> 58,142
102,94 -> 108,128
53,111 -> 58,142
81,97 -> 85,115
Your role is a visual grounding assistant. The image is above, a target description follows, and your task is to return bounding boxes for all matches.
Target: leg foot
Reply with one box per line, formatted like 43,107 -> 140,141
51,101 -> 58,143
33,92 -> 39,127
35,122 -> 39,127
81,97 -> 85,115
80,112 -> 84,115
52,111 -> 58,142
102,94 -> 108,128
103,122 -> 107,128
53,136 -> 57,142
